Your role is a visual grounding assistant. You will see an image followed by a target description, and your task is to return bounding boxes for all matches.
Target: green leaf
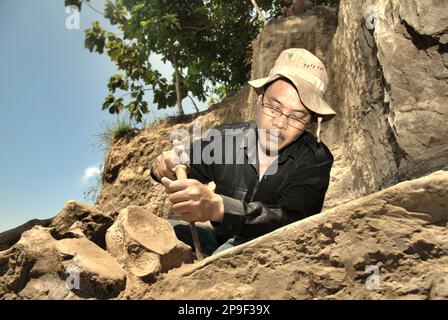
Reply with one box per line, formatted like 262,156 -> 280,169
108,47 -> 122,60
140,101 -> 149,113
102,94 -> 115,110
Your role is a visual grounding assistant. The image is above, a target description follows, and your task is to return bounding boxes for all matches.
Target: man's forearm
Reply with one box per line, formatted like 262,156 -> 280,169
212,192 -> 324,239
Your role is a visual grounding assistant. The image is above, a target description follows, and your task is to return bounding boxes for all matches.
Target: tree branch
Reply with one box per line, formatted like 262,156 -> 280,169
81,0 -> 104,15
117,87 -> 153,99
187,95 -> 200,113
249,0 -> 267,26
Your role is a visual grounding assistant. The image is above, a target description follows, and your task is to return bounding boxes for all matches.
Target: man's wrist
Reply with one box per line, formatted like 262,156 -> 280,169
211,194 -> 224,222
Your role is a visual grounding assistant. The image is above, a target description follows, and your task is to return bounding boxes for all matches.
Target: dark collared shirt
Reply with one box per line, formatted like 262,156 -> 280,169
186,120 -> 334,241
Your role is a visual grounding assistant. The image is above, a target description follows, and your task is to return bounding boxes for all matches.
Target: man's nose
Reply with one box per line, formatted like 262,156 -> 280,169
272,113 -> 288,130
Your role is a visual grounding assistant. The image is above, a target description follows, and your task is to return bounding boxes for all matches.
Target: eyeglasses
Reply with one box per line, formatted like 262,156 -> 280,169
260,95 -> 310,129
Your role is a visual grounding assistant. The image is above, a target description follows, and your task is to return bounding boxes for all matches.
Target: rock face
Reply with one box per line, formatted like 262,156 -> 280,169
138,171 -> 448,300
0,218 -> 52,251
106,206 -> 192,282
0,226 -> 126,299
0,205 -> 193,299
322,0 -> 448,202
50,200 -> 115,249
0,201 -> 114,252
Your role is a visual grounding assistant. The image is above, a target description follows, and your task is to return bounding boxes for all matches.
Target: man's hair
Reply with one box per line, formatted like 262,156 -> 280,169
262,77 -> 296,94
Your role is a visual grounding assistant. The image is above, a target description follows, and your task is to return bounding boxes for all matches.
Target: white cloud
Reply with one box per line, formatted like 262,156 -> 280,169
82,165 -> 102,184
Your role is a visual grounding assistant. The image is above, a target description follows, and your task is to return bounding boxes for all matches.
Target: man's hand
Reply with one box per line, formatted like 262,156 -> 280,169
161,177 -> 224,223
151,149 -> 181,181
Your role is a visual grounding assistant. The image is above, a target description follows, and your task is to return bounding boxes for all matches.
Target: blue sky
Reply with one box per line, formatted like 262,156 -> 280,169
0,0 -> 206,232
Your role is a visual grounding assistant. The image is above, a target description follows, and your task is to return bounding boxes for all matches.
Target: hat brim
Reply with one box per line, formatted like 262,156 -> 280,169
248,73 -> 336,122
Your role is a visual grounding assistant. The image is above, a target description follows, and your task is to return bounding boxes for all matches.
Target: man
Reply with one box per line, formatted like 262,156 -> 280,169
150,48 -> 336,257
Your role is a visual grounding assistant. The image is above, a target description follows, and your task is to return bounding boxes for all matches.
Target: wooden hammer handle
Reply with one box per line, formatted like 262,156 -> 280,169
173,165 -> 205,261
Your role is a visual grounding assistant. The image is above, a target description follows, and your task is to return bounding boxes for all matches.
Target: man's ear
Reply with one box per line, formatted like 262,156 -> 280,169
252,89 -> 262,109
256,90 -> 264,104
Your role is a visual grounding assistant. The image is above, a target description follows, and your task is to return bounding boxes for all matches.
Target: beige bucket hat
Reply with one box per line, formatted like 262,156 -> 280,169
249,48 -> 336,141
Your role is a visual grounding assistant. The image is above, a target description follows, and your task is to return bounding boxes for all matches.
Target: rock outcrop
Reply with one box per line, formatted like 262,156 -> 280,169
282,0 -> 314,17
0,206 -> 193,299
50,200 -> 115,249
0,201 -> 114,252
134,171 -> 448,300
0,218 -> 52,251
106,206 -> 192,282
0,226 -> 126,299
322,0 -> 448,203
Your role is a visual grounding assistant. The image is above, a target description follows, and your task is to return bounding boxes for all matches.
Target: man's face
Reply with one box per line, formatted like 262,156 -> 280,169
256,79 -> 312,154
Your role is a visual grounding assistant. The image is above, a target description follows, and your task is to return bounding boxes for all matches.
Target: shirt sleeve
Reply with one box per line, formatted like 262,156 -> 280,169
214,157 -> 333,239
